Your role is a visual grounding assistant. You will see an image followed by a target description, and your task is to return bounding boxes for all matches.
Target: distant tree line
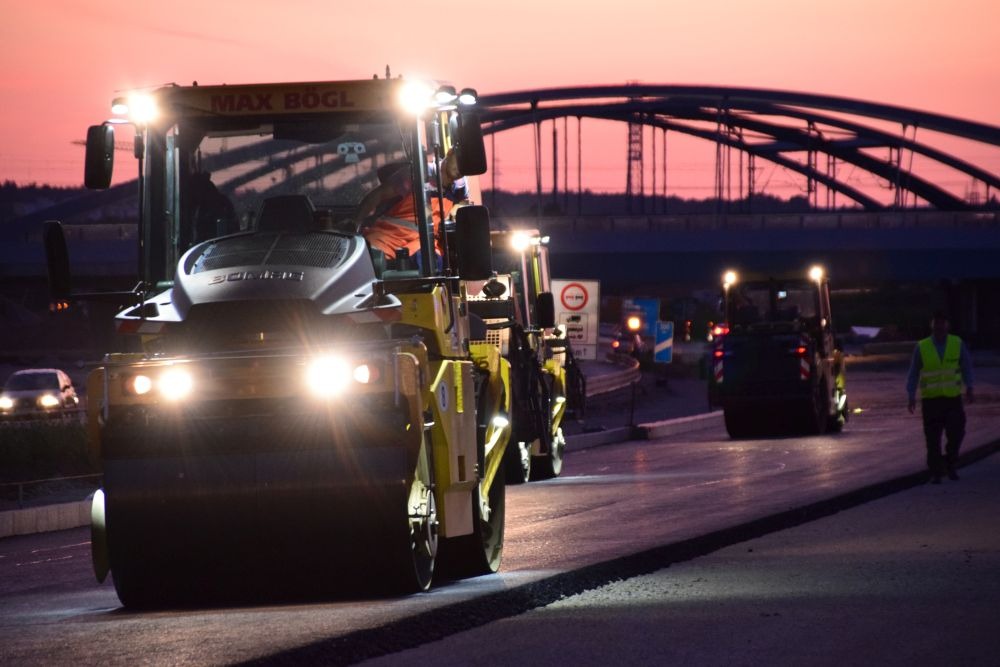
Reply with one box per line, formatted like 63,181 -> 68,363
481,189 -> 826,217
3,181 -> 997,225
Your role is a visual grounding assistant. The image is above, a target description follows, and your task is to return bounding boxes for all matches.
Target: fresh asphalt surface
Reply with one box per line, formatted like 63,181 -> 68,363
1,360 -> 999,665
365,442 -> 1000,667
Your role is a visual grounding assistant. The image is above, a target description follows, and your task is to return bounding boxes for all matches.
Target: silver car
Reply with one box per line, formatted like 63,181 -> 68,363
0,368 -> 80,419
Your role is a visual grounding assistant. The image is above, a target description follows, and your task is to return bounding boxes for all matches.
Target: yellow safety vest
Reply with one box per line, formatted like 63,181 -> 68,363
918,335 -> 963,399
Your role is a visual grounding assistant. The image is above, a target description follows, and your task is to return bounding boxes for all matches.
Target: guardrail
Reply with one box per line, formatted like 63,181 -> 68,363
0,473 -> 102,509
586,354 -> 641,397
498,210 -> 1000,234
0,409 -> 86,428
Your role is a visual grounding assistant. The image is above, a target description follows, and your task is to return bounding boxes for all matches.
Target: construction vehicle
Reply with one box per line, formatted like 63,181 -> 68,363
44,77 -> 513,606
468,230 -> 586,483
610,308 -> 649,359
707,266 -> 848,438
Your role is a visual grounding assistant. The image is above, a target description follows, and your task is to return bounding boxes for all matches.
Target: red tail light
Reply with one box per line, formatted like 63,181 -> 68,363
713,349 -> 724,359
795,345 -> 808,357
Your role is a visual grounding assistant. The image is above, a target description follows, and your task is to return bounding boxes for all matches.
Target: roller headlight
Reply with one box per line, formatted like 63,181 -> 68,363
125,374 -> 154,396
399,80 -> 434,115
306,356 -> 351,398
510,231 -> 532,252
159,367 -> 194,401
38,394 -> 61,408
0,396 -> 13,410
127,92 -> 158,124
353,363 -> 374,384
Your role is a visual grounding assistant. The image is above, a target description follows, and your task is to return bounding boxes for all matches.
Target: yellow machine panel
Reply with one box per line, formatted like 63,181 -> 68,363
397,286 -> 469,358
429,360 -> 478,537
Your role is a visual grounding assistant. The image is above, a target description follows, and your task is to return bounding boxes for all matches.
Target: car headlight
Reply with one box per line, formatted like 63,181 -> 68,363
38,394 -> 61,408
159,367 -> 194,401
0,396 -> 13,410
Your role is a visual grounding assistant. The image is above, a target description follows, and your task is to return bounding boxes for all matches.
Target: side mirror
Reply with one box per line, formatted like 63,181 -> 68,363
455,113 -> 487,176
43,221 -> 72,300
453,205 -> 493,280
84,124 -> 114,189
536,292 -> 556,329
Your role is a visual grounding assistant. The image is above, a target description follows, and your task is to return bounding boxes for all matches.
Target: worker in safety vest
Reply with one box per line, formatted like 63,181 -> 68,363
357,151 -> 464,268
906,311 -> 974,483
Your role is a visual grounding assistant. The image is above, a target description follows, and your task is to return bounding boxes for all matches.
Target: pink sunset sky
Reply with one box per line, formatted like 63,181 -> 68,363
2,0 -> 998,202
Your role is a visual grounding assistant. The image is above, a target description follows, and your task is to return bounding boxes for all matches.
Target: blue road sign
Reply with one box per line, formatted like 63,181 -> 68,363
623,297 -> 660,338
654,320 -> 674,364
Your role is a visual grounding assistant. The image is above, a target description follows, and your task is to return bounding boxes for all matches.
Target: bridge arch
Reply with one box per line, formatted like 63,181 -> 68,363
479,84 -> 1000,211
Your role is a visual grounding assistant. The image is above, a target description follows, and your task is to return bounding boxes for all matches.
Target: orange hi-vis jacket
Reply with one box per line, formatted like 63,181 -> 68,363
364,194 -> 453,260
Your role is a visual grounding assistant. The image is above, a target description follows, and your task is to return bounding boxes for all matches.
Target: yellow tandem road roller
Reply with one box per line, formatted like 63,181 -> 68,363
45,75 -> 512,606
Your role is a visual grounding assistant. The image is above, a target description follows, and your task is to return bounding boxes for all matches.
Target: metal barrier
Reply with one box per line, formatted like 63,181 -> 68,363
0,409 -> 86,428
586,354 -> 641,397
498,210 -> 1000,234
0,473 -> 102,509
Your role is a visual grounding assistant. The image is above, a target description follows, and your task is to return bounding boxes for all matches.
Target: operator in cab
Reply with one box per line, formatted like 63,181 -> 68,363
356,150 -> 466,270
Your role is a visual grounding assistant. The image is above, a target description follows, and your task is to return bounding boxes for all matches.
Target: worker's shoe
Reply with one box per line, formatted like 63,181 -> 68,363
946,467 -> 960,481
930,473 -> 943,484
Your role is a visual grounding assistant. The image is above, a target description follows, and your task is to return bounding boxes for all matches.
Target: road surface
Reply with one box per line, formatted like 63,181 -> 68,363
1,366 -> 998,665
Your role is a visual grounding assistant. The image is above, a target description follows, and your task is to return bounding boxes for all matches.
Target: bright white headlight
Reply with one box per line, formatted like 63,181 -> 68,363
0,396 -> 14,410
399,80 -> 433,116
352,363 -> 372,384
306,356 -> 351,398
38,394 -> 61,408
128,93 -> 158,124
159,367 -> 193,401
131,374 -> 153,395
510,232 -> 532,252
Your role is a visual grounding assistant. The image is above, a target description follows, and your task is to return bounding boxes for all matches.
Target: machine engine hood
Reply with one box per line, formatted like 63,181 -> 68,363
169,231 -> 387,320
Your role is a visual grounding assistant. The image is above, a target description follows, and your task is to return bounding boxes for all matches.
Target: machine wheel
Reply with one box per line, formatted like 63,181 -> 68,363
438,464 -> 506,579
111,566 -> 164,609
803,380 -> 829,435
724,407 -> 756,439
531,427 -> 565,480
827,390 -> 848,433
111,557 -> 202,608
504,439 -> 532,484
385,437 -> 438,593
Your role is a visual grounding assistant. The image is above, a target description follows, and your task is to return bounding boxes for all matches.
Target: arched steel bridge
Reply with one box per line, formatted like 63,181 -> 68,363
9,83 -> 1000,231
478,84 -> 1000,211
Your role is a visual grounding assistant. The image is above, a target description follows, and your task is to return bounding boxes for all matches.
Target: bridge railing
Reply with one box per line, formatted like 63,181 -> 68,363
496,210 -> 999,233
20,211 -> 999,241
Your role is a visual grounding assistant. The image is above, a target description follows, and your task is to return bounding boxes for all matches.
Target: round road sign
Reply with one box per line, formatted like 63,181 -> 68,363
560,282 -> 589,311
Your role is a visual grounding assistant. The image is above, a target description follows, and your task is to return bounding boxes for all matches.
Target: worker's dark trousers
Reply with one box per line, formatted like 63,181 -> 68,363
921,396 -> 965,475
